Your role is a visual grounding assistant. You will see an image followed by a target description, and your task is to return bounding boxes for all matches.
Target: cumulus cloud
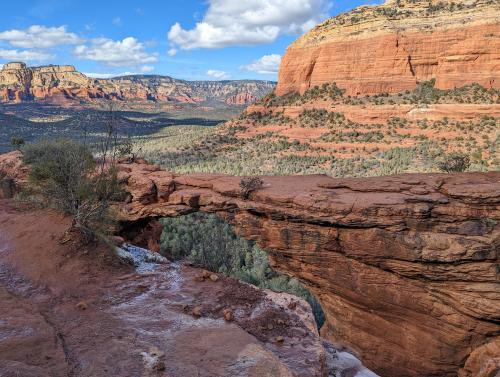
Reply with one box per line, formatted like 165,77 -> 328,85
0,25 -> 83,49
0,49 -> 53,61
168,0 -> 330,50
206,69 -> 230,79
167,48 -> 177,57
241,54 -> 281,74
74,37 -> 158,67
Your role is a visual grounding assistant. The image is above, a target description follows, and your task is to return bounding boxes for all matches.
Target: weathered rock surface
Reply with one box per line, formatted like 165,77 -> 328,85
277,0 -> 500,96
0,200 -> 335,377
1,152 -> 498,377
113,160 -> 500,377
0,62 -> 275,105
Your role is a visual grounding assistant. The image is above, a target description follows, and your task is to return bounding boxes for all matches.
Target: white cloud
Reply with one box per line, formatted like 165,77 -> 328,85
74,37 -> 158,67
241,54 -> 281,74
0,25 -> 83,49
0,49 -> 53,61
206,69 -> 230,79
167,48 -> 177,57
168,0 -> 330,50
139,65 -> 154,73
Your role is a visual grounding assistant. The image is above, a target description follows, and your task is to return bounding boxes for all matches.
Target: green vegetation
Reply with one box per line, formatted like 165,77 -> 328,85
239,177 -> 264,199
136,123 -> 446,176
261,83 -> 346,107
243,111 -> 292,125
0,106 -> 234,153
319,0 -> 489,28
298,109 -> 345,128
10,136 -> 25,150
259,81 -> 499,108
438,152 -> 471,173
160,212 -> 325,327
135,108 -> 498,176
22,138 -> 123,239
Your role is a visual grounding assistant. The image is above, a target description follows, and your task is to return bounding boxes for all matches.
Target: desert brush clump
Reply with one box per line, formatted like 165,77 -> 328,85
239,177 -> 264,199
261,80 -> 499,107
22,138 -> 123,240
437,152 -> 471,173
10,136 -> 25,151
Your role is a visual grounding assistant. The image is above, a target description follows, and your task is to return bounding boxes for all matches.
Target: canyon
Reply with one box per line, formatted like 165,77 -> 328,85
277,0 -> 499,97
1,152 -> 499,377
0,62 -> 275,106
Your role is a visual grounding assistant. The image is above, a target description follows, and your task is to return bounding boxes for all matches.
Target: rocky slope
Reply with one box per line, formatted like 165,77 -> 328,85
3,152 -> 497,376
0,62 -> 275,106
277,0 -> 499,96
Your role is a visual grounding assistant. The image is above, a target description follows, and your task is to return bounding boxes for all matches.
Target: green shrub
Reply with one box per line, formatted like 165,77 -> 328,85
10,136 -> 25,151
437,152 -> 471,173
23,138 -> 122,238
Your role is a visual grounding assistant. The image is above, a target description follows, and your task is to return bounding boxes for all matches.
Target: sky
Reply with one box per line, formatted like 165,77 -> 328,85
0,0 -> 383,81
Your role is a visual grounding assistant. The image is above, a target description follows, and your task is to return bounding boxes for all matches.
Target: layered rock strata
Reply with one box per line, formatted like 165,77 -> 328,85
116,161 -> 500,377
277,0 -> 500,96
0,62 -> 274,105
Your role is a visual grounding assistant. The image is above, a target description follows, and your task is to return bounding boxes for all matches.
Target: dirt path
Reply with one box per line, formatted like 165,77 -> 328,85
0,200 -> 329,377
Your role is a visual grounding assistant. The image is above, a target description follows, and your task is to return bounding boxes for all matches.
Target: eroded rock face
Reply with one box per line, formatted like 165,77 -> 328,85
276,0 -> 500,96
113,160 -> 500,377
1,152 -> 498,377
0,63 -> 275,105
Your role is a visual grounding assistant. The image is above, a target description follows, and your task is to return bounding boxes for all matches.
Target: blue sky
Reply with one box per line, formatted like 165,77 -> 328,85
0,0 -> 382,81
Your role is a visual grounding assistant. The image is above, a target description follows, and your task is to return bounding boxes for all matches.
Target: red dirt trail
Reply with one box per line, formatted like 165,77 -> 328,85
0,200 -> 327,377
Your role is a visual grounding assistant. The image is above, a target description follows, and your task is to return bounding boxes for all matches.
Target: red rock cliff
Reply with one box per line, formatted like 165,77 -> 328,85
276,0 -> 500,96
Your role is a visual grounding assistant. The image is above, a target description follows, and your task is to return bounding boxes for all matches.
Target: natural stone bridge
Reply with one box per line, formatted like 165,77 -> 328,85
1,152 -> 498,377
116,160 -> 500,377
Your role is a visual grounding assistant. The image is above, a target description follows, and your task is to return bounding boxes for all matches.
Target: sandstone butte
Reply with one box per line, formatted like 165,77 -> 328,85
0,62 -> 274,105
1,151 -> 499,377
276,0 -> 500,97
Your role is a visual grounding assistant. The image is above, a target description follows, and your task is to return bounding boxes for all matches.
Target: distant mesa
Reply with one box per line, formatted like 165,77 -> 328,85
0,62 -> 275,106
2,62 -> 28,70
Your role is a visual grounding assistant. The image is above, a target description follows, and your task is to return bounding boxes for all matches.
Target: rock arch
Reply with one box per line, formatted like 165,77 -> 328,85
117,160 -> 500,377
